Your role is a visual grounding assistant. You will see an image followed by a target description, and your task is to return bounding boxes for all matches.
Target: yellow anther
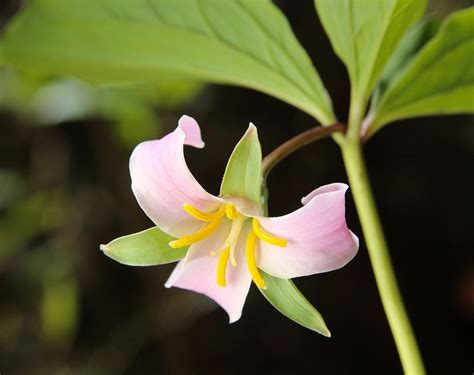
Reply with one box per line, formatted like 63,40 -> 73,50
246,231 -> 266,289
183,203 -> 225,222
169,215 -> 224,248
225,203 -> 239,220
216,247 -> 230,287
252,218 -> 287,247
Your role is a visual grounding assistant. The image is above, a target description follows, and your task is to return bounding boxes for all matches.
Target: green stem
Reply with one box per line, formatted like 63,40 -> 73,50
262,104 -> 425,371
341,135 -> 425,374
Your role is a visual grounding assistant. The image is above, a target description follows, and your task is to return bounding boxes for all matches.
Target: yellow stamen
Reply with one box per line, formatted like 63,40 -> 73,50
169,215 -> 224,248
252,218 -> 287,247
216,247 -> 230,287
225,203 -> 239,220
246,231 -> 266,289
183,203 -> 225,221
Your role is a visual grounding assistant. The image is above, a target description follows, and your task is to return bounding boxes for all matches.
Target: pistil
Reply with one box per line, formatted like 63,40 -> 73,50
210,215 -> 245,267
225,203 -> 239,220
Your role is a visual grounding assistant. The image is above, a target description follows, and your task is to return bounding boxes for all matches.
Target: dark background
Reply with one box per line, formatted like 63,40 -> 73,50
0,0 -> 472,374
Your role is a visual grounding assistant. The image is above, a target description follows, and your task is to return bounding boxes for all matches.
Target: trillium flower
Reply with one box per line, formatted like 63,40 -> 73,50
101,115 -> 358,332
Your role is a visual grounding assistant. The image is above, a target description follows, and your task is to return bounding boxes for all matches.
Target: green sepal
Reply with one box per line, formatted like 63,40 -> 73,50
220,124 -> 262,207
259,271 -> 331,337
100,227 -> 188,266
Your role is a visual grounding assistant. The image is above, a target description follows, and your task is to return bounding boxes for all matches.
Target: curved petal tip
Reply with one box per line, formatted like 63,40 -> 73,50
257,182 -> 358,278
178,115 -> 205,148
129,115 -> 220,237
301,183 -> 349,205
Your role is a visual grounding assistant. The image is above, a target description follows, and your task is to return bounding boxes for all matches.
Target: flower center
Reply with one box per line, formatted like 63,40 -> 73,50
210,213 -> 245,266
169,202 -> 287,289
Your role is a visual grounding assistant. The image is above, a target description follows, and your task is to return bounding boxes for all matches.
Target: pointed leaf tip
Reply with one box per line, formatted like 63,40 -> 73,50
322,328 -> 332,338
220,124 -> 262,206
101,227 -> 188,266
99,244 -> 109,252
259,271 -> 331,336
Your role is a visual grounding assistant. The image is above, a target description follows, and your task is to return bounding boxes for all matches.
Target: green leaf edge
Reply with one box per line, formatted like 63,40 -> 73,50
100,227 -> 188,266
315,0 -> 427,103
370,7 -> 474,132
0,0 -> 336,125
370,16 -> 441,112
259,271 -> 331,337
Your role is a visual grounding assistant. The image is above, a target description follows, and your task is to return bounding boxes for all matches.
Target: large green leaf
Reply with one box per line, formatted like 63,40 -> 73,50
220,124 -> 262,207
369,7 -> 474,134
370,17 -> 440,111
315,0 -> 426,103
100,227 -> 188,266
259,271 -> 330,336
0,0 -> 335,124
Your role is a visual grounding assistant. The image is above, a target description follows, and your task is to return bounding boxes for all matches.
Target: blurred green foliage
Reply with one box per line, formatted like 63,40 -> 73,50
41,273 -> 78,348
0,68 -> 202,147
0,57 -> 203,373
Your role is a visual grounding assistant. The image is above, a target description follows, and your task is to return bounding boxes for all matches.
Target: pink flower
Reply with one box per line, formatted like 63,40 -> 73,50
128,115 -> 358,323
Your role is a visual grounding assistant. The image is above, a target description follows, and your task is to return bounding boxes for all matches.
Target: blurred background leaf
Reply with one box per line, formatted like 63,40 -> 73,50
0,191 -> 66,264
0,0 -> 335,124
40,272 -> 79,349
0,68 -> 203,148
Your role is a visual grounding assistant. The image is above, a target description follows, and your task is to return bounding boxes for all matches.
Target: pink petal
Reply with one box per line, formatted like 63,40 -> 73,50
130,115 -> 222,237
165,222 -> 252,323
257,183 -> 359,279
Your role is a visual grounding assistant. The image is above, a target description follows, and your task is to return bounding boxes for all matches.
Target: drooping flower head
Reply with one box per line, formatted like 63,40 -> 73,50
102,115 -> 358,327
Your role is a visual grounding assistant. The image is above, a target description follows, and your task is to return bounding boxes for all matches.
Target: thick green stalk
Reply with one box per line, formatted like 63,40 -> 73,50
341,101 -> 425,373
